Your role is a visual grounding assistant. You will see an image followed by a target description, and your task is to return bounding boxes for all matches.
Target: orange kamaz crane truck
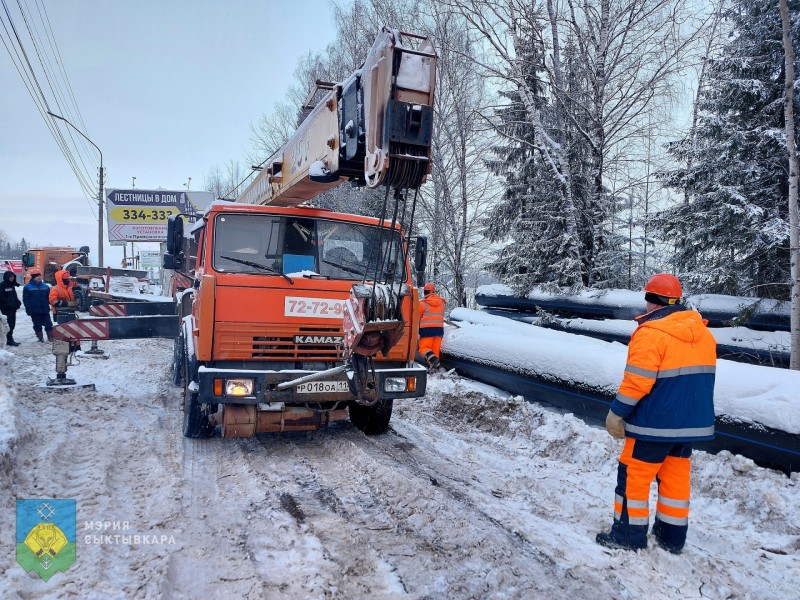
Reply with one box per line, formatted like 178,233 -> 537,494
161,29 -> 437,438
49,29 -> 437,437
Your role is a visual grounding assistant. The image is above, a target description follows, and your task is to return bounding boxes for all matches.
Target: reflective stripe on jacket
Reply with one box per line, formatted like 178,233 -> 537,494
610,304 -> 716,442
419,293 -> 446,338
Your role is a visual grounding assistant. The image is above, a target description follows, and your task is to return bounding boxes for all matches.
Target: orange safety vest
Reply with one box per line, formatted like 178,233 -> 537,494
419,293 -> 445,337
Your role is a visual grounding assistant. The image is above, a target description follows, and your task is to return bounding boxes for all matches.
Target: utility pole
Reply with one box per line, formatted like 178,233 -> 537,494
46,111 -> 104,267
98,160 -> 104,267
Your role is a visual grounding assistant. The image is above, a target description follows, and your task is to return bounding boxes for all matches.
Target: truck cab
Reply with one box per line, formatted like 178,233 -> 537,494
22,246 -> 90,284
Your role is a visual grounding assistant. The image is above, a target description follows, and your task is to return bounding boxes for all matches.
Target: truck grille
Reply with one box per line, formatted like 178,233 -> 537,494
214,323 -> 343,361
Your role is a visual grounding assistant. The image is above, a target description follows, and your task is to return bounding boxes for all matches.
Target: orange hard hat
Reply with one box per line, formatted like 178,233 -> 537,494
423,282 -> 435,292
29,268 -> 41,276
644,273 -> 682,298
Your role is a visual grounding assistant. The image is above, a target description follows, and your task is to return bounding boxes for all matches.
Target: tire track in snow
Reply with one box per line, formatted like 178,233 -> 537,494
162,427 -> 266,599
226,423 -> 598,599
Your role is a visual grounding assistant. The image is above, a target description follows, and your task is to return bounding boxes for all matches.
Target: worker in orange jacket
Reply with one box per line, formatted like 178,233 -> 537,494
596,273 -> 716,554
48,269 -> 77,318
418,282 -> 446,371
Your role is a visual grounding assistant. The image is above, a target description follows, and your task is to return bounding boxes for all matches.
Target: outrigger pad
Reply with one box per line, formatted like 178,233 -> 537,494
41,381 -> 96,393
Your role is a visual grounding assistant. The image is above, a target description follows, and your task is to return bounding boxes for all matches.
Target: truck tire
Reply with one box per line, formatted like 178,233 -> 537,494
73,287 -> 90,312
182,351 -> 214,439
349,398 -> 393,435
171,336 -> 184,387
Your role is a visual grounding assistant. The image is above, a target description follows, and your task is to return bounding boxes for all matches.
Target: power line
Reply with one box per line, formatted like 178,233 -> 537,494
0,18 -> 94,199
15,0 -> 98,182
0,0 -> 99,215
27,0 -> 98,172
34,0 -> 91,138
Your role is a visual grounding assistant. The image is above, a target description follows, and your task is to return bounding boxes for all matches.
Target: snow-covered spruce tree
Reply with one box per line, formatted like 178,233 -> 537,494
484,25 -> 585,293
655,0 -> 799,299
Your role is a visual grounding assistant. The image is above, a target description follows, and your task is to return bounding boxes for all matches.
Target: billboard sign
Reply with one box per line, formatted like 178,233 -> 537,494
138,250 -> 162,281
106,189 -> 214,243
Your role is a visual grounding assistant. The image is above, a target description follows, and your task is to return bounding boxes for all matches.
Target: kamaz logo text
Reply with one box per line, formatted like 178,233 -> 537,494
294,335 -> 343,345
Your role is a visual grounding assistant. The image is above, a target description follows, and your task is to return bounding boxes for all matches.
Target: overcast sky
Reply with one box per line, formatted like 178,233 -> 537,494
0,0 -> 336,266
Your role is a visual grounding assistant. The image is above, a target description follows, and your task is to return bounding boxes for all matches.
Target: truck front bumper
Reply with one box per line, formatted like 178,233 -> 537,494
196,363 -> 427,405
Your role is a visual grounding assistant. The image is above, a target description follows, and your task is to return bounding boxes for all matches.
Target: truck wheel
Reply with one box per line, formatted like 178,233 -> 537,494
349,398 -> 393,435
73,287 -> 90,312
182,353 -> 214,439
171,336 -> 184,387
183,386 -> 214,438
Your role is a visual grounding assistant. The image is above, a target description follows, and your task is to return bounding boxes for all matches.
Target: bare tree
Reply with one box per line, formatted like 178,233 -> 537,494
414,5 -> 498,306
204,160 -> 247,201
559,0 -> 707,284
450,0 -> 707,287
779,0 -> 799,369
448,0 -> 585,285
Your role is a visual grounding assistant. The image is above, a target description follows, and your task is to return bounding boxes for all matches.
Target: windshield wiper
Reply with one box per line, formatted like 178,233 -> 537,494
321,258 -> 362,277
220,255 -> 294,284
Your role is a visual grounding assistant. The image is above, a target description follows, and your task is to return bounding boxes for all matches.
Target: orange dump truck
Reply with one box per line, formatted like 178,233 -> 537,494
22,246 -> 90,284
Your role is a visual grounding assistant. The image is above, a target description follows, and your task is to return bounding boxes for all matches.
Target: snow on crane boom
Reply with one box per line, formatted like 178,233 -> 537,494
237,29 -> 436,207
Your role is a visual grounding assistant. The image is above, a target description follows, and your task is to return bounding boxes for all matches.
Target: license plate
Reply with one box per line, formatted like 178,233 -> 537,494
296,380 -> 350,394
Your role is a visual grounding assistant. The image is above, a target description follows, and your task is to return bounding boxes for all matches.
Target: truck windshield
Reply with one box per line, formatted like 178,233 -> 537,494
212,213 -> 406,282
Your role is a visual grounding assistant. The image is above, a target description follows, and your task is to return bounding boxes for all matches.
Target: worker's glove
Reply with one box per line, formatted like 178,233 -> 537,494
54,300 -> 68,308
67,300 -> 79,308
605,411 -> 625,439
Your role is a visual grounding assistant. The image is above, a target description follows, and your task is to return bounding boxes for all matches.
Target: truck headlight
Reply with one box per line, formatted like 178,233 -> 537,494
225,378 -> 255,397
384,377 -> 407,392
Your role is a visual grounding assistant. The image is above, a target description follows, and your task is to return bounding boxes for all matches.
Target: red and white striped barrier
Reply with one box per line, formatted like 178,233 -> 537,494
89,303 -> 127,317
52,319 -> 110,341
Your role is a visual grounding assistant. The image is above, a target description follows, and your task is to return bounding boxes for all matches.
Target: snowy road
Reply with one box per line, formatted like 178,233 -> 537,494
1,331 -> 798,599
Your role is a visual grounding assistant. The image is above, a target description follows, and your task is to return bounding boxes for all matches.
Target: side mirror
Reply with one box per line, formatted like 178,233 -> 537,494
162,254 -> 184,270
162,253 -> 176,270
414,236 -> 428,272
166,215 -> 184,255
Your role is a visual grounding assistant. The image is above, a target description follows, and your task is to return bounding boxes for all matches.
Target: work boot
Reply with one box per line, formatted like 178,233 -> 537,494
6,334 -> 20,347
595,531 -> 643,552
652,518 -> 684,555
654,537 -> 683,555
46,330 -> 54,342
35,330 -> 44,342
424,350 -> 441,372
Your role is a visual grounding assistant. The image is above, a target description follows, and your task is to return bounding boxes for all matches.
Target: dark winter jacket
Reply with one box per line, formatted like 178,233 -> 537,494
0,271 -> 22,315
23,278 -> 52,316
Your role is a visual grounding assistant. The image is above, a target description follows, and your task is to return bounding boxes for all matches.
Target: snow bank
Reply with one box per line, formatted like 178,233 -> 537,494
0,348 -> 19,480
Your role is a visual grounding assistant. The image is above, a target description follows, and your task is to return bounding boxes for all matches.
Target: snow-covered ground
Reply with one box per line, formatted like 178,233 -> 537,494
1,299 -> 799,598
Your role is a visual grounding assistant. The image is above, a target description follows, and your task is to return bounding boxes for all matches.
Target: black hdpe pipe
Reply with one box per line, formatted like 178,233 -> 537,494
475,294 -> 790,332
442,355 -> 800,475
481,308 -> 791,369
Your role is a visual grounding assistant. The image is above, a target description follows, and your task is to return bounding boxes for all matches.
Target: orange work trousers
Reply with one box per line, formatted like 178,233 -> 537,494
418,336 -> 442,359
610,437 -> 692,550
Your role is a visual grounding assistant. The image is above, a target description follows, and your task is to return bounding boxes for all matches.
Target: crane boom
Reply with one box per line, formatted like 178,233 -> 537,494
237,29 -> 436,207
